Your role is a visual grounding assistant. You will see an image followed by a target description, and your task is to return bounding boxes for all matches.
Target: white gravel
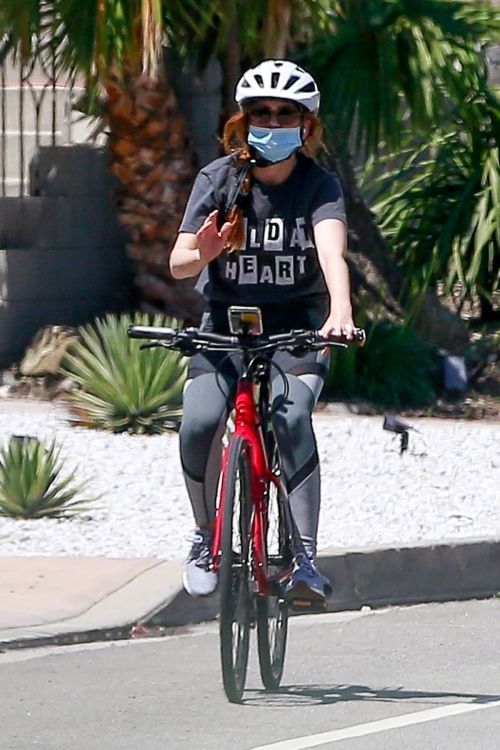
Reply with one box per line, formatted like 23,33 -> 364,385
0,401 -> 498,559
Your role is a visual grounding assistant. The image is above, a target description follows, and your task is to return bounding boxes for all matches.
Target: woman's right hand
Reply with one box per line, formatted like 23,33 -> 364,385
197,210 -> 234,263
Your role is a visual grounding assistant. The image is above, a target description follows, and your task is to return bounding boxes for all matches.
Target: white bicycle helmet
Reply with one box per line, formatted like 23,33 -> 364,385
235,59 -> 320,114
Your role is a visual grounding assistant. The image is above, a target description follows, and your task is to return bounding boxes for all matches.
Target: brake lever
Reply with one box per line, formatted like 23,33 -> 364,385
140,342 -> 163,350
139,341 -> 180,352
289,341 -> 348,356
320,341 -> 348,350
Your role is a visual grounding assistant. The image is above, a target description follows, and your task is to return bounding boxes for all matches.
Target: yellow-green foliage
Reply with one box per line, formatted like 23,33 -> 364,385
0,436 -> 93,519
64,313 -> 187,434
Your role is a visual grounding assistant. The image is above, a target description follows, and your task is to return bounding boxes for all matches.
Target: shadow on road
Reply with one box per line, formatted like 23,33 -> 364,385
243,683 -> 500,708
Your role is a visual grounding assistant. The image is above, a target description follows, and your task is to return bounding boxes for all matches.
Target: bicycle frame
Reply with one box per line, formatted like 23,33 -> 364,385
211,367 -> 281,598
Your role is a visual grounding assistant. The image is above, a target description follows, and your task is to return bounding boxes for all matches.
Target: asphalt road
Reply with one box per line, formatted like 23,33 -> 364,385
1,599 -> 500,750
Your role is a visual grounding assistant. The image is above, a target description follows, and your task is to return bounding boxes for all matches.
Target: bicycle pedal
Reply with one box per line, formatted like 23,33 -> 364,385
268,579 -> 286,597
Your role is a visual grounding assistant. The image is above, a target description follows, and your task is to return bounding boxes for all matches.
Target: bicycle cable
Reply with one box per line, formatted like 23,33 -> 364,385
213,349 -> 290,418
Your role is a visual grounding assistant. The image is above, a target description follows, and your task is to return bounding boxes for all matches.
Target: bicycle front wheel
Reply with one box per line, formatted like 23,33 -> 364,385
219,435 -> 253,703
256,444 -> 291,690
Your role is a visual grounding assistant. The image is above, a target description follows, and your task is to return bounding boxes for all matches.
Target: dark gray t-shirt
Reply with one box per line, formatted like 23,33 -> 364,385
178,153 -> 346,330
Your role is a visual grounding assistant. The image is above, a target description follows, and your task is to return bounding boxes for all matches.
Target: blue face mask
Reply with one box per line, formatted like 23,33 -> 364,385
247,125 -> 303,163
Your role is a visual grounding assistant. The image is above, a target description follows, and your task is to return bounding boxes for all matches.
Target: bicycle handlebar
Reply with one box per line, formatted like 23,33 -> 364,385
127,324 -> 366,354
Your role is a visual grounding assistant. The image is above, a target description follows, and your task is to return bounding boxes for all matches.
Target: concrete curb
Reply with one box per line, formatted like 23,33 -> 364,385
2,538 -> 500,651
147,537 -> 500,625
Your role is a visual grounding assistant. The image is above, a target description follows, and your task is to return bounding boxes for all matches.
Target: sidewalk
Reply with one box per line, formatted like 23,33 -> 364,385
2,537 -> 500,651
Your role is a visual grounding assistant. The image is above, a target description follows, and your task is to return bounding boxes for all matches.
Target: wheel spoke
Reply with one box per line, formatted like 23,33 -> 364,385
256,442 -> 290,691
219,436 -> 252,703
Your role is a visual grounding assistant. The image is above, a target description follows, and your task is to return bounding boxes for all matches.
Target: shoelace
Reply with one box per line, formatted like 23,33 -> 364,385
188,533 -> 212,567
295,553 -> 317,578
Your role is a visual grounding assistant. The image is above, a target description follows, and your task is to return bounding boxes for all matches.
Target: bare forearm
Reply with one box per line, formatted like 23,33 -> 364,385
314,218 -> 355,336
324,255 -> 353,318
314,219 -> 352,315
169,246 -> 206,279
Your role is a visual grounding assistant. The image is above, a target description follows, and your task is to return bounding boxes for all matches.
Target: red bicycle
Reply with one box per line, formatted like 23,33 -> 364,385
129,308 -> 364,703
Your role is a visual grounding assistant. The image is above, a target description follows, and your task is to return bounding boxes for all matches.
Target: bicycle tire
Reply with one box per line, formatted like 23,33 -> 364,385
256,441 -> 291,690
219,435 -> 253,703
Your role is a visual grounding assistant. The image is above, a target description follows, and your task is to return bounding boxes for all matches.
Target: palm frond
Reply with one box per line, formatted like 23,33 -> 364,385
370,122 -> 500,309
304,0 -> 500,156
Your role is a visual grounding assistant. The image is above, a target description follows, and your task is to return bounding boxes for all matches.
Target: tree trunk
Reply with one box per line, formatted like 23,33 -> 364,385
104,69 -> 205,323
221,14 -> 241,121
263,0 -> 292,58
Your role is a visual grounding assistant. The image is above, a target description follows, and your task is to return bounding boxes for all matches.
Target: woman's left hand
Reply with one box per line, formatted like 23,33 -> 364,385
319,311 -> 356,340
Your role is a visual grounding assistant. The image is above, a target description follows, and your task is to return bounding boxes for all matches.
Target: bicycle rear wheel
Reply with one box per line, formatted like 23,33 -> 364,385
219,435 -> 253,703
256,444 -> 292,690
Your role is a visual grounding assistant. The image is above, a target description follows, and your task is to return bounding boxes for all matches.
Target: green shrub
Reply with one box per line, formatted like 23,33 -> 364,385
0,436 -> 93,519
324,320 -> 438,408
63,313 -> 187,434
374,139 -> 499,312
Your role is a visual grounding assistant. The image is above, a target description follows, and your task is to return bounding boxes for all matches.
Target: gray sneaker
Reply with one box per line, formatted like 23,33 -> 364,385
183,530 -> 218,597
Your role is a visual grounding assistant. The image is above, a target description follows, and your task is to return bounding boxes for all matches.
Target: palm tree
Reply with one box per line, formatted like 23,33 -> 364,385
0,0 -> 220,320
0,0 -> 330,322
3,0 -> 496,347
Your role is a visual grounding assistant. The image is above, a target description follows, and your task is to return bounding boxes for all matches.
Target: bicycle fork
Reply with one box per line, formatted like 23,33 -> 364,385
211,379 -> 272,596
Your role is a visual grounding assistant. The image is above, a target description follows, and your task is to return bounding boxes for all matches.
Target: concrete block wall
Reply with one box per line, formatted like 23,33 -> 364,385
0,145 -> 133,368
0,54 -> 222,368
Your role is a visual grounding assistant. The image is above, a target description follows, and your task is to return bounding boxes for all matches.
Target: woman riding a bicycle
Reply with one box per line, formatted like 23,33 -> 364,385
169,59 -> 355,604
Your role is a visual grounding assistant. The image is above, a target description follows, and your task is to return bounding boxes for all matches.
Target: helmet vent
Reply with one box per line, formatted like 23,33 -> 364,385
283,75 -> 299,90
271,72 -> 280,88
254,74 -> 264,87
299,81 -> 316,92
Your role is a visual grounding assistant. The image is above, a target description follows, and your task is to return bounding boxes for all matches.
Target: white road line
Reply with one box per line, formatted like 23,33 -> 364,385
250,700 -> 500,750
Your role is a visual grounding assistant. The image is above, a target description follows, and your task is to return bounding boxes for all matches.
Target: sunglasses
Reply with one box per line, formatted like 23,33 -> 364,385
246,105 -> 303,126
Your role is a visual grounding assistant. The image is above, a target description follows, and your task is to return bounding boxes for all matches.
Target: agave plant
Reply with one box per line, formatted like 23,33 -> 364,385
0,436 -> 93,519
63,313 -> 187,434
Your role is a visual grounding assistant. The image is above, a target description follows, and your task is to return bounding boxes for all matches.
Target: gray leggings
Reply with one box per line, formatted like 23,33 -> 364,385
179,349 -> 328,558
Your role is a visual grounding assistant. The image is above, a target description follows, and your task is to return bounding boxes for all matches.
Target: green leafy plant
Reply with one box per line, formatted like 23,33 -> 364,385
63,313 -> 187,434
371,130 -> 500,315
0,436 -> 93,519
324,320 -> 438,408
307,0 -> 500,157
361,27 -> 500,316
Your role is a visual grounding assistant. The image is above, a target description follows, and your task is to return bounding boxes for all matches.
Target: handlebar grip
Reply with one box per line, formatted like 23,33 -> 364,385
127,325 -> 177,340
183,328 -> 239,346
314,328 -> 366,346
325,328 -> 366,344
